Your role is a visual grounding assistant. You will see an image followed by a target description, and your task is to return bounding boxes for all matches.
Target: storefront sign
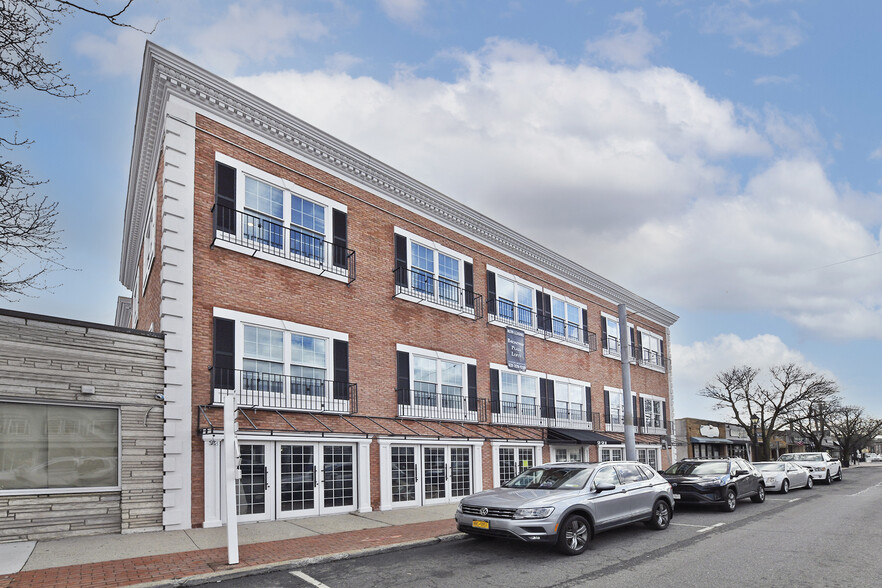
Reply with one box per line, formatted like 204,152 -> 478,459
699,424 -> 720,438
506,327 -> 526,371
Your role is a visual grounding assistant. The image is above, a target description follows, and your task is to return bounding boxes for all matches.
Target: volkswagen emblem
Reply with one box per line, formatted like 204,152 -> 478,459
480,507 -> 489,516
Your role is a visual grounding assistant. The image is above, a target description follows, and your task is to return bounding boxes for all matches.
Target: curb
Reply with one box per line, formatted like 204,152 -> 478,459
135,532 -> 468,587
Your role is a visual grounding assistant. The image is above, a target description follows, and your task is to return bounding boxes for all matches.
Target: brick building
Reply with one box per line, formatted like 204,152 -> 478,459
117,43 -> 678,530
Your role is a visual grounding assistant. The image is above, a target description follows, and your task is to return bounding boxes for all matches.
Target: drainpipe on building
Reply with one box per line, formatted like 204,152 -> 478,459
619,304 -> 637,461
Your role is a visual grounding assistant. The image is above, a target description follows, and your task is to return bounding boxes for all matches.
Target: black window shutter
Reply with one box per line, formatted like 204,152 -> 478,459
333,340 -> 349,400
582,308 -> 589,345
332,210 -> 348,269
629,326 -> 636,359
660,337 -> 665,366
585,385 -> 592,422
490,368 -> 500,413
662,400 -> 668,430
540,378 -> 555,419
213,317 -> 235,389
394,234 -> 408,287
542,293 -> 551,332
467,364 -> 477,412
635,330 -> 643,361
632,395 -> 639,427
215,162 -> 236,233
396,351 -> 410,405
535,291 -> 544,330
601,318 -> 608,350
604,389 -> 611,424
486,271 -> 497,315
464,262 -> 474,309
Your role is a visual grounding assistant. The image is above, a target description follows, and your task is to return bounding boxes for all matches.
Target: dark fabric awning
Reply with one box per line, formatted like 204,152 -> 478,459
690,436 -> 734,445
548,428 -> 619,445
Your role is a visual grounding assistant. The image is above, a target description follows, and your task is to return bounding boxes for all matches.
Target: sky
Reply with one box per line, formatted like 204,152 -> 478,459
4,0 -> 881,422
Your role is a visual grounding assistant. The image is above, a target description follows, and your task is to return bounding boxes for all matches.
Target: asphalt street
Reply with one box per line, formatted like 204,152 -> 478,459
198,465 -> 882,588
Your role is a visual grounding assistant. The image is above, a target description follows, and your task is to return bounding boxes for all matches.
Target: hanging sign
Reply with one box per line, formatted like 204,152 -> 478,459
506,327 -> 526,371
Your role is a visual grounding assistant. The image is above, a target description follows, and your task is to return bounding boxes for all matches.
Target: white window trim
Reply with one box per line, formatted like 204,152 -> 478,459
396,344 -> 476,422
396,344 -> 475,366
142,185 -> 157,294
487,265 -> 589,352
636,327 -> 666,373
377,437 -> 484,510
213,153 -> 349,284
640,394 -> 667,435
549,445 -> 587,463
600,312 -> 634,361
393,227 -> 476,318
490,441 -> 545,488
604,386 -> 635,432
214,308 -> 348,343
0,400 -> 122,496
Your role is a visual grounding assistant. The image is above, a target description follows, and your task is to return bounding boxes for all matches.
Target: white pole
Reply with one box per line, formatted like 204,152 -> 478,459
618,303 -> 637,461
223,393 -> 239,565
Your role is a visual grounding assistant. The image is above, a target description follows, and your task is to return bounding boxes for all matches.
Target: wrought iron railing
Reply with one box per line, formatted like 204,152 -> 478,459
600,413 -> 670,434
637,346 -> 668,370
212,367 -> 357,414
602,336 -> 636,361
490,401 -> 598,430
488,300 -> 597,351
396,388 -> 486,422
393,267 -> 483,318
213,203 -> 356,283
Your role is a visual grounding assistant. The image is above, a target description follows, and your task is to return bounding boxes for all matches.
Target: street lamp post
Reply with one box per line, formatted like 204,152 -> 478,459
750,414 -> 759,462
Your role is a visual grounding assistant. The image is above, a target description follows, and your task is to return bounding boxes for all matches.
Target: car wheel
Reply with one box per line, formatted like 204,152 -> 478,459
719,487 -> 737,512
751,484 -> 766,503
836,468 -> 843,482
645,500 -> 671,530
781,479 -> 789,494
805,476 -> 813,489
825,471 -> 832,485
557,514 -> 592,556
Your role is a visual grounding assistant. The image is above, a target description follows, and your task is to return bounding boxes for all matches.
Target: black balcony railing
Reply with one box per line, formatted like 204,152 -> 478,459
602,336 -> 637,361
213,204 -> 356,283
600,413 -> 670,434
396,389 -> 486,422
488,299 -> 597,351
393,267 -> 483,318
637,346 -> 668,370
212,367 -> 357,414
490,401 -> 598,430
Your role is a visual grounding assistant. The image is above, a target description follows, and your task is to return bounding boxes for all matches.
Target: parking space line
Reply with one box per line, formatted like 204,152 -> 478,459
670,522 -> 707,528
696,522 -> 725,534
291,570 -> 333,588
848,481 -> 882,497
788,497 -> 802,503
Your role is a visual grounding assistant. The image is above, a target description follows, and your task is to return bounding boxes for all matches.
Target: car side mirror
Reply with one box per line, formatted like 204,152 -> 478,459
735,469 -> 749,476
594,482 -> 616,493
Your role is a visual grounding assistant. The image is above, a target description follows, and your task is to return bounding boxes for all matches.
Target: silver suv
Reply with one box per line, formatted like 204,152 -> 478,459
455,461 -> 674,555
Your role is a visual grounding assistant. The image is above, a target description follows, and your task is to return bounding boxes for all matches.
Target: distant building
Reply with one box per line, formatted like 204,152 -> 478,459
674,418 -> 752,460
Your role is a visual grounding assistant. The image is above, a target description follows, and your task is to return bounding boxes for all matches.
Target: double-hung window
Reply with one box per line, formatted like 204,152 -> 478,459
496,276 -> 534,328
290,194 -> 325,262
290,334 -> 327,397
551,297 -> 581,341
603,315 -> 620,354
410,242 -> 461,303
243,325 -> 285,393
413,355 -> 464,409
608,389 -> 624,427
244,177 -> 285,249
640,331 -> 664,369
642,397 -> 665,432
554,381 -> 584,421
499,371 -> 539,416
394,229 -> 474,314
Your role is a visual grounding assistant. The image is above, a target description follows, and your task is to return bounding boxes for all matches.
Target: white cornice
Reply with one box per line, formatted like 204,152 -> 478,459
119,42 -> 678,327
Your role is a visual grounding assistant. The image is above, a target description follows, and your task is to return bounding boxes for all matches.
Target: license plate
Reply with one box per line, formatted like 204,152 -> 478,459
672,493 -> 681,500
472,520 -> 490,530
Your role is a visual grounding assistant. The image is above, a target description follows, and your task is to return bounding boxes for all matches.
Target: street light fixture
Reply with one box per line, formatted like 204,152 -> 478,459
750,414 -> 759,462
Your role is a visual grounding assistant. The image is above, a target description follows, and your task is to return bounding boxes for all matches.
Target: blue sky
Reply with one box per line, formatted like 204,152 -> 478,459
5,0 -> 881,421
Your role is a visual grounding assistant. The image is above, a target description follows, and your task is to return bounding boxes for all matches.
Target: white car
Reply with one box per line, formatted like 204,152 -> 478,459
754,461 -> 813,493
865,453 -> 882,463
778,452 -> 842,484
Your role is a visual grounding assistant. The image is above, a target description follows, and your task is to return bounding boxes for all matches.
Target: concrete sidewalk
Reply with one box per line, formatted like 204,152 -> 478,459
0,503 -> 462,587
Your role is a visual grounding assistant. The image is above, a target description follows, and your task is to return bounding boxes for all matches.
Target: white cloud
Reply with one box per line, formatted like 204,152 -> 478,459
233,38 -> 881,340
325,52 -> 364,72
671,334 -> 816,420
585,8 -> 661,68
378,0 -> 427,26
753,74 -> 798,86
74,21 -> 152,76
187,1 -> 329,76
869,145 -> 882,161
701,3 -> 805,56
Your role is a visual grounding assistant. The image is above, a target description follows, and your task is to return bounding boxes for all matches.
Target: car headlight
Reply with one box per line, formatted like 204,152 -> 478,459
696,478 -> 722,487
456,500 -> 463,513
765,477 -> 777,485
513,506 -> 554,519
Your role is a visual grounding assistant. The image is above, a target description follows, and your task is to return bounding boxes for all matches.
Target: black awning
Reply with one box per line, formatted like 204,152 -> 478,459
548,428 -> 619,445
690,436 -> 734,445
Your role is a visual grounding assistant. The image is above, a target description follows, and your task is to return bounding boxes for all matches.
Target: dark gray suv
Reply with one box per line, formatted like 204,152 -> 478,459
455,461 -> 674,555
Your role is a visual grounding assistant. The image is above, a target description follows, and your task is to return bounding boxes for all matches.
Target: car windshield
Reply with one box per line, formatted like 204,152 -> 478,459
504,467 -> 594,490
781,454 -> 822,462
664,461 -> 728,476
755,463 -> 784,472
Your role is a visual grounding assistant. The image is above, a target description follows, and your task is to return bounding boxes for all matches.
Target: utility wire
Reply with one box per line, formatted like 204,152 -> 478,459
808,250 -> 882,272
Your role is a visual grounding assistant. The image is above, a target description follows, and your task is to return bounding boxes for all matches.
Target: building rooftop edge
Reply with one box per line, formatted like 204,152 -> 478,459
0,307 -> 164,339
119,42 -> 679,327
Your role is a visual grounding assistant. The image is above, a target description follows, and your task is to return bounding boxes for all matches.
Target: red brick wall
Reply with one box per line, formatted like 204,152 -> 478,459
186,114 -> 674,522
134,150 -> 164,333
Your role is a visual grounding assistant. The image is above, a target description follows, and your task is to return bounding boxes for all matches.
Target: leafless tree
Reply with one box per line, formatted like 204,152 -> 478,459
785,397 -> 843,452
700,364 -> 838,460
0,0 -> 152,298
827,406 -> 882,467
